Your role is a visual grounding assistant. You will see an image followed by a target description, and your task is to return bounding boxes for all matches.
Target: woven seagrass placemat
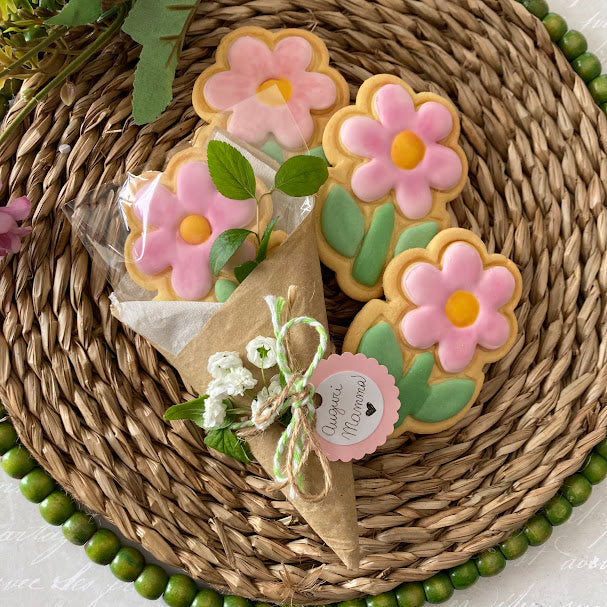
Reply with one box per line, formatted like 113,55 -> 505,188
1,0 -> 607,603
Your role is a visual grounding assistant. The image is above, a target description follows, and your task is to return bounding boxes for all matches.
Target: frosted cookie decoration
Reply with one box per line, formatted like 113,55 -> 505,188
317,74 -> 468,301
123,148 -> 270,301
343,228 -> 522,437
192,27 -> 349,150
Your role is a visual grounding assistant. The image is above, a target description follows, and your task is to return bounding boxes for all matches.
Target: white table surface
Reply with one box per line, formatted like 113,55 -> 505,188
3,1 -> 607,605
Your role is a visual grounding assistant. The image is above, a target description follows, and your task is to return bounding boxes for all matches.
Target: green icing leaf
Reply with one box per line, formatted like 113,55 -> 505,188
412,379 -> 476,424
261,141 -> 284,165
321,185 -> 365,258
234,260 -> 258,283
358,322 -> 403,380
209,228 -> 254,276
255,216 -> 279,263
215,278 -> 238,302
394,222 -> 440,257
307,146 -> 330,166
164,396 -> 208,426
206,140 -> 257,200
122,0 -> 199,125
205,428 -> 251,463
352,202 -> 395,286
395,353 -> 434,426
274,154 -> 329,196
46,0 -> 101,25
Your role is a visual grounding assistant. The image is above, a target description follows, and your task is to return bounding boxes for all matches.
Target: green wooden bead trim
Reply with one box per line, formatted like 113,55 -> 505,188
521,0 -> 549,20
135,564 -> 169,600
542,13 -> 567,42
19,468 -> 56,503
571,52 -> 602,83
0,420 -> 18,455
498,529 -> 528,560
589,74 -> 607,105
85,528 -> 121,565
581,452 -> 607,484
39,490 -> 76,525
422,573 -> 454,603
474,548 -> 506,577
561,473 -> 592,506
194,589 -> 224,607
558,30 -> 588,61
395,583 -> 425,607
164,573 -> 199,607
224,596 -> 252,607
543,494 -> 572,526
523,514 -> 553,546
1,445 -> 36,478
448,560 -> 479,589
110,546 -> 145,582
62,511 -> 97,545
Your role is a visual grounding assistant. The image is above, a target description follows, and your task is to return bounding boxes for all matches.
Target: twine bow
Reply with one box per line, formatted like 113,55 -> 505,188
237,295 -> 332,502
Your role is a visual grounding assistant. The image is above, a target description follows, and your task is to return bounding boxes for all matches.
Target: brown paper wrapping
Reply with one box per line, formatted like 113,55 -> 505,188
166,217 -> 360,569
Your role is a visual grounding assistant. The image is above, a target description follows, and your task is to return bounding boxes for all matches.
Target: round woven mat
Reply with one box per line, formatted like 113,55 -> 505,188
2,0 -> 607,603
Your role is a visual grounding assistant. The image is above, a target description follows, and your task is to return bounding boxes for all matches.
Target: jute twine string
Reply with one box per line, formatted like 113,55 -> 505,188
1,0 -> 607,602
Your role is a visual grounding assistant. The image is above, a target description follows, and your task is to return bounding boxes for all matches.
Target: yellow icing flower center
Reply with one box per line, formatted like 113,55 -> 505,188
179,214 -> 211,245
391,130 -> 426,170
256,78 -> 293,106
445,290 -> 480,327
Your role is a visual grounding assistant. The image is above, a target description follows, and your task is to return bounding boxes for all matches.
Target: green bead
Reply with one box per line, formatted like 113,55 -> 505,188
163,574 -> 197,607
135,564 -> 169,600
395,582 -> 425,607
19,468 -> 55,502
561,473 -> 592,506
423,572 -> 454,603
571,53 -> 602,83
224,596 -> 252,607
366,592 -> 398,607
474,548 -> 506,577
339,601 -> 366,607
39,491 -> 75,525
581,453 -> 607,484
595,437 -> 607,459
193,589 -> 224,607
499,530 -> 529,560
544,494 -> 572,526
522,0 -> 549,20
62,511 -> 97,545
543,13 -> 568,42
1,445 -> 36,478
0,421 -> 18,455
448,560 -> 479,589
523,514 -> 553,546
558,30 -> 588,61
85,528 -> 121,565
110,546 -> 145,582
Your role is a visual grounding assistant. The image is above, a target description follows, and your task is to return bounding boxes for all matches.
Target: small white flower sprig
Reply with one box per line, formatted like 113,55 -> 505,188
165,295 -> 332,502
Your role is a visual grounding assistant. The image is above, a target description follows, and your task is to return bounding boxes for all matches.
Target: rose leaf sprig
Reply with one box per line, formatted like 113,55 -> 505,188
206,140 -> 328,284
164,337 -> 281,463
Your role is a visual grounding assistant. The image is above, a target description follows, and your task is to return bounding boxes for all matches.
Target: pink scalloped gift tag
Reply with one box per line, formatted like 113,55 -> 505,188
311,352 -> 400,462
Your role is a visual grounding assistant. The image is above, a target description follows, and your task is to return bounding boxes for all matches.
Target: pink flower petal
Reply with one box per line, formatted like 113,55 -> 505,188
296,71 -> 337,110
206,192 -> 256,234
134,181 -> 182,227
0,212 -> 14,232
227,36 -> 273,77
3,196 -> 31,221
175,162 -> 221,216
414,101 -> 454,142
476,311 -> 511,350
374,84 -> 415,133
171,243 -> 213,300
401,306 -> 447,349
227,97 -> 275,144
394,172 -> 433,219
422,144 -> 463,191
132,229 -> 175,275
340,116 -> 390,158
442,242 -> 483,290
273,36 -> 313,74
437,328 -> 478,373
203,71 -> 257,110
275,99 -> 313,148
402,262 -> 448,306
351,159 -> 396,202
474,266 -> 516,309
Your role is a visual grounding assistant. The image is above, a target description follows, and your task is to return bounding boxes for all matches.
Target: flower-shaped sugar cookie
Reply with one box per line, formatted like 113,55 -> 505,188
193,27 -> 349,150
343,228 -> 521,437
123,147 -> 270,301
316,74 -> 468,301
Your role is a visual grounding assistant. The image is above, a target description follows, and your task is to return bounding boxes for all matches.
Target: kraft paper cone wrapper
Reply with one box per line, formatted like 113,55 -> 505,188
113,217 -> 360,569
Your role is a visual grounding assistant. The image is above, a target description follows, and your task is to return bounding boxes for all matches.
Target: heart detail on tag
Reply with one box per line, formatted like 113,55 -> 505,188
365,402 -> 376,417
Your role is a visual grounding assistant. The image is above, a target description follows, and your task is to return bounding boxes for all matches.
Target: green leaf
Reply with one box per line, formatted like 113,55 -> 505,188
358,322 -> 403,381
46,0 -> 102,25
164,396 -> 208,426
209,229 -> 253,276
412,379 -> 476,424
395,353 -> 434,426
255,216 -> 279,263
204,428 -> 251,463
206,140 -> 257,200
274,155 -> 329,196
122,0 -> 199,125
234,260 -> 258,283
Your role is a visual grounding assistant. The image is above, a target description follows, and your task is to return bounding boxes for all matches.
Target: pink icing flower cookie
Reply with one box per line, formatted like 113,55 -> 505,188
123,147 -> 272,302
192,27 -> 349,151
343,228 -> 522,438
316,74 -> 468,301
